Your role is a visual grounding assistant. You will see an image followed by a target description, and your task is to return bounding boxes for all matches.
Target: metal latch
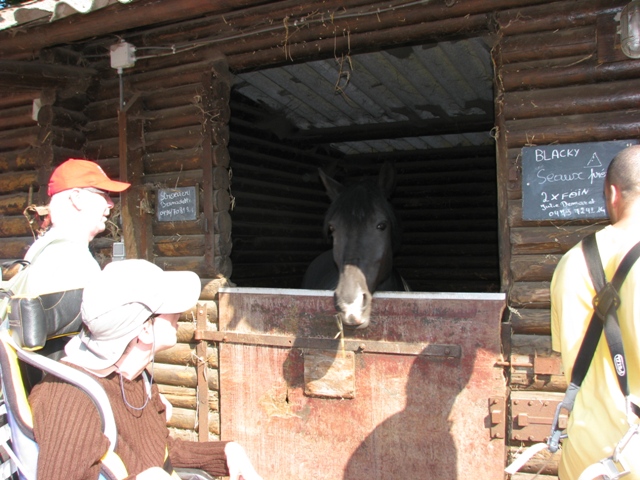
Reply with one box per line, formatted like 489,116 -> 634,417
511,392 -> 567,442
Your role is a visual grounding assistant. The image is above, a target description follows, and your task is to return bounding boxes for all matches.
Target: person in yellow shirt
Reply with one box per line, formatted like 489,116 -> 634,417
551,144 -> 640,479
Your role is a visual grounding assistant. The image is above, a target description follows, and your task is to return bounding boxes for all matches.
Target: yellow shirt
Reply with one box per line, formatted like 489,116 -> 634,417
551,225 -> 640,479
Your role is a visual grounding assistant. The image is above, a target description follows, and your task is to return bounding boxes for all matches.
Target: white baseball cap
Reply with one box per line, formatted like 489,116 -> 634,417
65,259 -> 201,370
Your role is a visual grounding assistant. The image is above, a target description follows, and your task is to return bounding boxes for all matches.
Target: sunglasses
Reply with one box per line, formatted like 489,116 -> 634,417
84,187 -> 112,201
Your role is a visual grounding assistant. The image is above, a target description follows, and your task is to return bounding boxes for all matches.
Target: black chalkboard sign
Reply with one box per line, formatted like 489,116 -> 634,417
156,186 -> 198,222
522,140 -> 638,221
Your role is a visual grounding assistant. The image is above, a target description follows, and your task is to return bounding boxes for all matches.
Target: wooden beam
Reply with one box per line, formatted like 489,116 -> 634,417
287,114 -> 494,144
0,0 -> 272,59
0,61 -> 96,88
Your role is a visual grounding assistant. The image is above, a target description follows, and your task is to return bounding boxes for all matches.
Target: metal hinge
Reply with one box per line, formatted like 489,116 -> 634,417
489,396 -> 506,439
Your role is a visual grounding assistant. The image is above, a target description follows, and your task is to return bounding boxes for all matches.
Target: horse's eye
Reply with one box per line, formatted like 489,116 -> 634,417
328,225 -> 335,234
377,222 -> 387,231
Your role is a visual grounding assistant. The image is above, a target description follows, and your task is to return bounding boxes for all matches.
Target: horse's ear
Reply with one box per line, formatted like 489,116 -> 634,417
378,162 -> 396,198
319,168 -> 343,201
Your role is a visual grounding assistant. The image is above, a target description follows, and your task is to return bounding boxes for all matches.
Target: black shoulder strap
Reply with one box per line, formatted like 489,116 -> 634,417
573,233 -> 640,396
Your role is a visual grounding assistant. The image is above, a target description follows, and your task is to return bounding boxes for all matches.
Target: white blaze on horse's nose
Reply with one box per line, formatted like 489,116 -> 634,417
343,283 -> 366,321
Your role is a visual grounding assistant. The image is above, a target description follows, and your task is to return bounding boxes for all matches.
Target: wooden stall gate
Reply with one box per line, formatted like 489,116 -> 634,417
207,288 -> 507,480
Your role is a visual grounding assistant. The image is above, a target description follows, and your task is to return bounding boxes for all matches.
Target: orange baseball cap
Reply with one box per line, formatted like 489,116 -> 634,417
48,159 -> 131,196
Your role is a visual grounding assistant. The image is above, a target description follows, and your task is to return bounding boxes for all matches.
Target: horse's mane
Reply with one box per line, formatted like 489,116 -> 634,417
323,178 -> 402,253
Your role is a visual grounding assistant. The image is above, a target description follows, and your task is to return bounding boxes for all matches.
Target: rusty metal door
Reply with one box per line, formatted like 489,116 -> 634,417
216,288 -> 507,480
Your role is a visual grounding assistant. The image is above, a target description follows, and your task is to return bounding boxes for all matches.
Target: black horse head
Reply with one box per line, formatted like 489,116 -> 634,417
302,162 -> 404,329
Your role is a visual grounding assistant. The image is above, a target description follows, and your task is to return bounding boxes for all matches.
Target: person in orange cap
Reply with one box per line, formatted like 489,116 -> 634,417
25,158 -> 130,296
19,159 -> 130,372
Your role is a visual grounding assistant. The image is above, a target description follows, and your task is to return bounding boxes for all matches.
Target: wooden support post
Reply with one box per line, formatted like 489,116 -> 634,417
195,303 -> 210,442
118,93 -> 152,260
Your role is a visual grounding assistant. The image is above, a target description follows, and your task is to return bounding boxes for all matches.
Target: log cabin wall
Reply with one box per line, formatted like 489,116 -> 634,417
493,1 -> 638,475
0,47 -> 93,269
77,42 -> 234,440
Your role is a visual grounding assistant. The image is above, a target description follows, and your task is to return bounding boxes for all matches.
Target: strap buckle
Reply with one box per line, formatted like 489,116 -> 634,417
593,282 -> 621,321
579,457 -> 630,480
614,422 -> 640,463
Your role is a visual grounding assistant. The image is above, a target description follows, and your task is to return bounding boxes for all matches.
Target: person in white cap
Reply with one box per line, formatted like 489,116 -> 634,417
29,259 -> 263,480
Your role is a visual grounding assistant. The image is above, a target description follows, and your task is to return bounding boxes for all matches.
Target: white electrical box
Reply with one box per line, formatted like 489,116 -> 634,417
110,42 -> 136,69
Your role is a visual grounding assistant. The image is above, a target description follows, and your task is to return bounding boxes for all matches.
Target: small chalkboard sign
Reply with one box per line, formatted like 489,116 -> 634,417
156,186 -> 198,222
522,140 -> 638,221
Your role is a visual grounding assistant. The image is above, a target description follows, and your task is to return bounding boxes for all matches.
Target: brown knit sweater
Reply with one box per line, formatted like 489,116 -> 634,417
29,362 -> 229,480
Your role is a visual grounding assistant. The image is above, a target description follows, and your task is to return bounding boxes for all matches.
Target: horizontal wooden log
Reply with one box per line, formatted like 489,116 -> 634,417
84,98 -> 119,122
200,277 -> 235,301
0,193 -> 30,216
510,225 -> 602,255
231,250 -> 321,264
402,218 -> 497,233
0,148 -> 41,173
142,0 -> 380,46
153,342 -> 217,368
167,406 -> 219,435
152,362 -> 217,391
0,91 -> 40,110
98,60 -> 228,102
401,207 -> 498,222
509,307 -> 551,336
158,384 -> 219,411
0,105 -> 35,130
502,55 -> 640,92
37,105 -> 87,129
145,104 -> 205,132
144,167 -> 229,191
230,178 -> 326,204
154,237 -> 204,262
509,281 -> 550,309
146,145 -> 229,172
84,117 -> 120,140
395,255 -> 498,270
155,255 -> 232,279
226,11 -> 489,71
154,233 -> 232,257
153,217 -> 205,236
232,220 -> 322,237
144,125 -> 205,152
0,237 -> 31,260
231,157 -> 330,185
0,126 -> 39,151
510,254 -> 561,282
393,267 -> 499,282
499,25 -> 596,64
399,243 -> 498,257
402,231 -> 498,244
505,109 -> 640,148
0,170 -> 39,194
143,83 -> 206,111
393,195 -> 497,210
231,206 -> 323,225
503,78 -> 640,120
0,216 -> 33,238
85,137 -> 119,159
497,0 -> 620,36
0,60 -> 96,90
